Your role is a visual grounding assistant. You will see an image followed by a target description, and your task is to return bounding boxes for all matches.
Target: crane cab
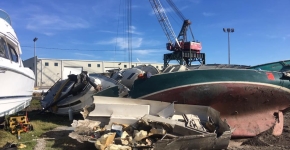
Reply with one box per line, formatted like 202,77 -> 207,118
166,41 -> 202,53
183,41 -> 202,53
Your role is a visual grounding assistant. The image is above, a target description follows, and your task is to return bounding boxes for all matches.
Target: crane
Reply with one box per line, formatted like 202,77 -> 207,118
149,0 -> 202,52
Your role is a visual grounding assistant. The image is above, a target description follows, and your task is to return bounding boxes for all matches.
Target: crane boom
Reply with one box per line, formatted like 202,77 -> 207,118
149,0 -> 180,50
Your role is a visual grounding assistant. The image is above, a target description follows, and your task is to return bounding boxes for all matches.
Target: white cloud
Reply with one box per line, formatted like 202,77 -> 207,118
127,26 -> 142,35
133,49 -> 160,55
202,12 -> 216,17
26,14 -> 90,34
96,37 -> 143,49
99,26 -> 142,35
99,30 -> 116,34
43,32 -> 55,36
74,53 -> 96,57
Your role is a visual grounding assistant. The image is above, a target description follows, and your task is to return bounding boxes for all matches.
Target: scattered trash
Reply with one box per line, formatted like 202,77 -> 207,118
17,143 -> 26,149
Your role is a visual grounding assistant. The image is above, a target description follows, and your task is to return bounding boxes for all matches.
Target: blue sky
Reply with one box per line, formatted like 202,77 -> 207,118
1,0 -> 289,66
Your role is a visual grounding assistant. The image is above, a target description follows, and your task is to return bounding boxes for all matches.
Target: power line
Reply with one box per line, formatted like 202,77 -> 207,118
21,46 -> 126,51
21,45 -> 165,51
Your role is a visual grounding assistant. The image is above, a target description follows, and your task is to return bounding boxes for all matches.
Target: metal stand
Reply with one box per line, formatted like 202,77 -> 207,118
163,51 -> 205,68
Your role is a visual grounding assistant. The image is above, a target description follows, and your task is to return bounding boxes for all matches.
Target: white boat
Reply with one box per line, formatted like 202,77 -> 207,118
0,9 -> 35,119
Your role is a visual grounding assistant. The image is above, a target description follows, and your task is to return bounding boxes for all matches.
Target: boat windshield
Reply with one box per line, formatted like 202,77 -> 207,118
0,9 -> 11,25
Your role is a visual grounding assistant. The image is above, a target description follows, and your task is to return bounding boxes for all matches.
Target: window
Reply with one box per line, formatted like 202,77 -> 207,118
45,62 -> 49,66
161,66 -> 164,69
88,64 -> 91,67
8,44 -> 18,62
124,65 -> 127,68
127,73 -> 135,79
156,66 -> 159,68
97,64 -> 100,67
131,65 -> 134,68
0,37 -> 9,59
54,63 -> 58,66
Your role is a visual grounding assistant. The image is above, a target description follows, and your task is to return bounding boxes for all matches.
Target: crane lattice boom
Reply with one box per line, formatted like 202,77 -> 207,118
149,0 -> 180,50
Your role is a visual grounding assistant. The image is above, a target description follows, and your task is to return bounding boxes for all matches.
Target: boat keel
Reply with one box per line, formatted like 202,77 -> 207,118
272,111 -> 283,136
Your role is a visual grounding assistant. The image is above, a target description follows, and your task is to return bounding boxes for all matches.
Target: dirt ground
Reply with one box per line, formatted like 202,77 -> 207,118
37,126 -> 96,150
227,111 -> 290,150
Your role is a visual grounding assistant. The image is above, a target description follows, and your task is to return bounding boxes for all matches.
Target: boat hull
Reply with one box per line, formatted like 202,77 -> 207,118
130,69 -> 290,137
0,66 -> 34,117
0,10 -> 35,118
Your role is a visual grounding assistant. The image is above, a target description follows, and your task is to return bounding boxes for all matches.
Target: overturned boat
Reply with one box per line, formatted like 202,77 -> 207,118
110,64 -> 160,89
95,61 -> 290,138
130,69 -> 290,137
40,74 -> 129,115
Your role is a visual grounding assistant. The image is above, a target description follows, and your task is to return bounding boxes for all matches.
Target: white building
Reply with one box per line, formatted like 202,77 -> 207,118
23,57 -> 164,88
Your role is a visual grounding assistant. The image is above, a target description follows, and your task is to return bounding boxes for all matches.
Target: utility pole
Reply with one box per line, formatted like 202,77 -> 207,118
33,37 -> 38,87
223,28 -> 234,65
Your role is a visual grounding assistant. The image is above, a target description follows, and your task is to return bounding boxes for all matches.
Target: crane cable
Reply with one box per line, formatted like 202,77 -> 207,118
166,0 -> 195,41
127,0 -> 132,68
166,0 -> 185,21
114,0 -> 123,65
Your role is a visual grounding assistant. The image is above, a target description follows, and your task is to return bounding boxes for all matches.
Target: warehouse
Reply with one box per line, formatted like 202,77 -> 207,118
23,57 -> 164,88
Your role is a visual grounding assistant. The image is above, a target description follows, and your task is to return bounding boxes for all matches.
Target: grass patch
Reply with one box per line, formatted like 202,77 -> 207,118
0,99 -> 79,150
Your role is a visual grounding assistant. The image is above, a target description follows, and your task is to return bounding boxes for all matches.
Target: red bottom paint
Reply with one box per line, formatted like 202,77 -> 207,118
141,82 -> 290,137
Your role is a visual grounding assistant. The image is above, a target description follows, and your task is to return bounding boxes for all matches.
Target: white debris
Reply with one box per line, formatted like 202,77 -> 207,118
149,128 -> 166,135
71,119 -> 101,129
106,144 -> 132,150
133,130 -> 147,142
95,133 -> 116,150
157,103 -> 175,118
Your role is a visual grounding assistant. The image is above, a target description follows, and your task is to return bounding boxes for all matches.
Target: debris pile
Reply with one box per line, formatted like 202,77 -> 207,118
68,97 -> 232,149
70,113 -> 231,150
